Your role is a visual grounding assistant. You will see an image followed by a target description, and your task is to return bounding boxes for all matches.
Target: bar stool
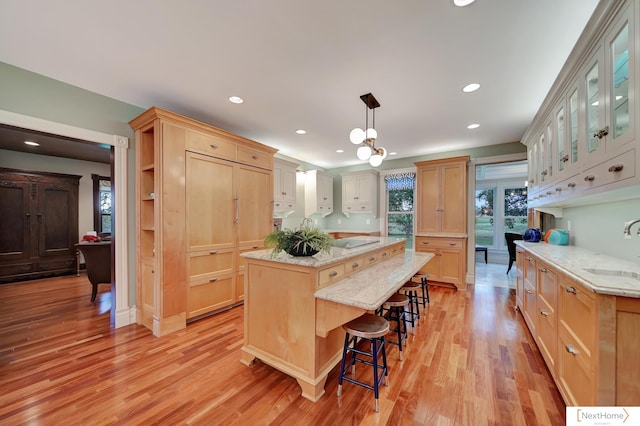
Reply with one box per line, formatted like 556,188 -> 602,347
400,280 -> 421,329
412,273 -> 430,309
381,292 -> 410,360
337,313 -> 390,412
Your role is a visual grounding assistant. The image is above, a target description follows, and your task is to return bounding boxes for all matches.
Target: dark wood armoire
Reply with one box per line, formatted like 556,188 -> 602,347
0,168 -> 81,282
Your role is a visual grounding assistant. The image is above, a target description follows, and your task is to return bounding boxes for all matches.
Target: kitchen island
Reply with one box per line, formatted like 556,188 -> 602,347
240,237 -> 433,402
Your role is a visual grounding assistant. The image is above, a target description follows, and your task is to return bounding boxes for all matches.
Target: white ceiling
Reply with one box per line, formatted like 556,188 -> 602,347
0,0 -> 600,169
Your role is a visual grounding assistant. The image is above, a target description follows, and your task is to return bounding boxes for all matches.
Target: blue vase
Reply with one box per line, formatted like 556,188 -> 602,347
523,228 -> 542,242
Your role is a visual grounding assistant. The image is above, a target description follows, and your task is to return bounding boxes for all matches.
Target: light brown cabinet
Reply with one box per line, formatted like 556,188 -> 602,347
415,236 -> 466,289
516,245 -> 639,406
130,107 -> 275,336
414,156 -> 469,289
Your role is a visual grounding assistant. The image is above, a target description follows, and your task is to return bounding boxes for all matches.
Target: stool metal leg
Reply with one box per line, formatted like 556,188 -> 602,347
337,332 -> 351,397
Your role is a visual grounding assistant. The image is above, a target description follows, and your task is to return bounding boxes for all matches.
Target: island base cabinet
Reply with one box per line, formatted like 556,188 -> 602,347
241,262 -> 349,402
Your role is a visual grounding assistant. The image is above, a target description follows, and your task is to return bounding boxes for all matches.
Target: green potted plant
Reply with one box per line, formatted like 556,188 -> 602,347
264,218 -> 334,258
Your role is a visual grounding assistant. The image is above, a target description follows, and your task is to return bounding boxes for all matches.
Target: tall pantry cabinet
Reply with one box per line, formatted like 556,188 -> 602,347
414,156 -> 469,289
130,107 -> 276,337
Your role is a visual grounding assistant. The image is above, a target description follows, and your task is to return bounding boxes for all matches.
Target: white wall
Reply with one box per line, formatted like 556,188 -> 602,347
557,198 -> 640,262
0,149 -> 111,238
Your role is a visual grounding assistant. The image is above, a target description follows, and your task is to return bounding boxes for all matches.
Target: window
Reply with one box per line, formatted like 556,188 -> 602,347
92,174 -> 112,236
383,170 -> 415,249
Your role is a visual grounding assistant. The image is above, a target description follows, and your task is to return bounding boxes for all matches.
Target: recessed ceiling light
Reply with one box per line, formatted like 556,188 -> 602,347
454,0 -> 476,6
389,152 -> 397,156
24,141 -> 40,146
336,149 -> 344,153
295,129 -> 306,135
467,123 -> 480,129
228,96 -> 244,104
462,83 -> 480,93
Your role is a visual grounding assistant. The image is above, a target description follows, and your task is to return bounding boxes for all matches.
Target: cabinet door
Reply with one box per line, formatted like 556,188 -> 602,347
583,45 -> 606,164
439,247 -> 462,284
237,164 -> 273,246
416,165 -> 439,234
317,173 -> 334,212
605,6 -> 634,152
441,162 -> 466,234
37,181 -> 78,259
186,152 -> 235,251
0,181 -> 32,263
280,167 -> 297,204
342,175 -> 358,209
515,248 -> 524,309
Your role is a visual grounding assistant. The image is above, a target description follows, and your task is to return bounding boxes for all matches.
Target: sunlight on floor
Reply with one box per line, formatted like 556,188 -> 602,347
475,261 -> 516,289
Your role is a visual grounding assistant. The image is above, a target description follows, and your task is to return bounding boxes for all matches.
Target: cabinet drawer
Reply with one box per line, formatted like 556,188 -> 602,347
537,295 -> 557,374
188,273 -> 235,319
537,261 -> 557,309
186,130 -> 237,160
558,328 -> 595,406
364,252 -> 379,266
559,277 -> 595,361
237,244 -> 264,272
237,145 -> 272,169
188,249 -> 234,280
523,281 -> 537,334
318,263 -> 345,288
581,149 -> 635,191
273,201 -> 295,211
345,256 -> 364,274
38,258 -> 76,272
415,236 -> 463,249
523,253 -> 537,287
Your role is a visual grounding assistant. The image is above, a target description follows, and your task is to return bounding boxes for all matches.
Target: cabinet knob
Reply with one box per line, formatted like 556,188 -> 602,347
209,250 -> 218,255
540,310 -> 549,316
540,267 -> 547,273
369,256 -> 375,261
583,175 -> 595,182
567,182 -> 576,188
353,196 -> 359,200
422,241 -> 429,245
565,344 -> 578,355
209,278 -> 218,282
525,289 -> 533,294
252,155 -> 258,160
329,271 -> 338,277
382,252 -> 387,257
565,286 -> 576,294
555,187 -> 563,192
449,242 -> 456,246
352,263 -> 359,268
608,164 -> 624,173
594,126 -> 609,140
541,170 -> 548,176
210,144 -> 218,149
561,154 -> 569,163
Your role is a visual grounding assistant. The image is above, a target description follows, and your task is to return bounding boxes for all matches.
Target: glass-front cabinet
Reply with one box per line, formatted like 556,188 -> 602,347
523,0 -> 638,209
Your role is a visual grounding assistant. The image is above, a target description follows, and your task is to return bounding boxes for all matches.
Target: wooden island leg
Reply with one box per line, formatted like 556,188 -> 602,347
240,349 -> 256,366
297,375 -> 328,402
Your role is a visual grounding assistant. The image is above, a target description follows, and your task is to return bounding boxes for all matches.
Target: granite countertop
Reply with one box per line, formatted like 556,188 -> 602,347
241,236 -> 406,268
515,241 -> 640,298
314,251 -> 434,310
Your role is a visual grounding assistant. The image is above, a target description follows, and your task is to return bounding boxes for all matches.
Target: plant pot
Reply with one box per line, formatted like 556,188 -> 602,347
286,245 -> 319,257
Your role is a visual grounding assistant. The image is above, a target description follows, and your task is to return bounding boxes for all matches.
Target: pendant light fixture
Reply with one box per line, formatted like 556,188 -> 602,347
349,93 -> 387,167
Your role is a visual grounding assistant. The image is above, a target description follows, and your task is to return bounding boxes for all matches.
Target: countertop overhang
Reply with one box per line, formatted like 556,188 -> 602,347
515,241 -> 640,298
314,250 -> 433,311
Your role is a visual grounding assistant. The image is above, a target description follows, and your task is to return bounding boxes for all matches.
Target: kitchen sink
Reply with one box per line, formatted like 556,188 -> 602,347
583,268 -> 640,281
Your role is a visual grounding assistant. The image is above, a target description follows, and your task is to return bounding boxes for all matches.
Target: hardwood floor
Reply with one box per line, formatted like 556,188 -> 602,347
0,271 -> 565,425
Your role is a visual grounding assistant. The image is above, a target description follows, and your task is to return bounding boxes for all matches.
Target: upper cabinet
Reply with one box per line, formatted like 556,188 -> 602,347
341,170 -> 379,217
415,156 -> 469,235
273,158 -> 298,217
524,0 -> 638,208
304,170 -> 334,217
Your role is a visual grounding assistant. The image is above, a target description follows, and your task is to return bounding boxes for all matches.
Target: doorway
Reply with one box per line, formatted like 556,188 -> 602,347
474,160 -> 528,286
0,109 -> 131,328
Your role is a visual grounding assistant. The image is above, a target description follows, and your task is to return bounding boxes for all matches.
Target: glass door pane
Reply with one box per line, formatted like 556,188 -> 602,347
556,107 -> 565,171
586,62 -> 600,153
611,23 -> 629,139
475,188 -> 494,246
569,89 -> 579,164
504,187 -> 528,235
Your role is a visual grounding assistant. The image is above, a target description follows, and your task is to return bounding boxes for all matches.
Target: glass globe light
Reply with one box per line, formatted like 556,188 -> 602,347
350,128 -> 365,145
369,153 -> 383,167
378,147 -> 388,160
365,128 -> 377,141
357,145 -> 372,160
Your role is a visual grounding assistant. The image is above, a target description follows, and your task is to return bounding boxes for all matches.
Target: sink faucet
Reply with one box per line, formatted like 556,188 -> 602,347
623,219 -> 640,238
